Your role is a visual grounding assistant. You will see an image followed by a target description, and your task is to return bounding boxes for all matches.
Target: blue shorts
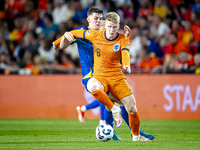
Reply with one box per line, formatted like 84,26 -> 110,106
82,78 -> 90,92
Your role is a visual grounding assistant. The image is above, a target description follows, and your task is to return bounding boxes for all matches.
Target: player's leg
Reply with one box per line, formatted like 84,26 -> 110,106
120,105 -> 130,129
110,78 -> 151,141
108,90 -> 154,140
87,78 -> 122,127
77,78 -> 103,123
102,92 -> 122,141
76,100 -> 100,123
120,105 -> 155,140
104,108 -> 122,141
99,103 -> 106,124
104,108 -> 113,127
108,93 -> 130,128
120,94 -> 151,141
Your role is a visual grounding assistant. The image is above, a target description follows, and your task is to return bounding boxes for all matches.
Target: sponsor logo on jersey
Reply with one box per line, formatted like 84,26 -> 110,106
96,43 -> 102,45
113,44 -> 120,52
86,31 -> 91,36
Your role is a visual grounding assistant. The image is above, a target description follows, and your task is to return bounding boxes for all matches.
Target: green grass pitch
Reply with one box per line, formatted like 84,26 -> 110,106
0,119 -> 200,150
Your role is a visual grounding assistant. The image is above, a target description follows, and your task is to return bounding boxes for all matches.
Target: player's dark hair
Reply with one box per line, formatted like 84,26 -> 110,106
87,7 -> 104,17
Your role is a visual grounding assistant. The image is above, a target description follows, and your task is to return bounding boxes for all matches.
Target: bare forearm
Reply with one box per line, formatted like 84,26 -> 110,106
60,36 -> 69,49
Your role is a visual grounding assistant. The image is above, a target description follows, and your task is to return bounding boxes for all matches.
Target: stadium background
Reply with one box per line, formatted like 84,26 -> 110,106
1,74 -> 200,120
0,0 -> 200,120
0,1 -> 200,149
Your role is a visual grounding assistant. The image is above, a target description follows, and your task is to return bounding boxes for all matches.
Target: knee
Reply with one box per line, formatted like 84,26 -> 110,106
126,104 -> 137,113
87,82 -> 97,93
87,79 -> 100,92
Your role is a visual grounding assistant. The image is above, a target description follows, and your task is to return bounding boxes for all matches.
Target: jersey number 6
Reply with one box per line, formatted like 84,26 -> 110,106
96,48 -> 100,57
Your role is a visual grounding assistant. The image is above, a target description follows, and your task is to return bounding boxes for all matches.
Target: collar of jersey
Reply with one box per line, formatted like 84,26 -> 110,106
104,31 -> 119,41
88,26 -> 91,30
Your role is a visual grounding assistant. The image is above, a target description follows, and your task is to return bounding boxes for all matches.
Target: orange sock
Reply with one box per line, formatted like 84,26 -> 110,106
128,112 -> 140,136
53,35 -> 63,46
91,89 -> 114,109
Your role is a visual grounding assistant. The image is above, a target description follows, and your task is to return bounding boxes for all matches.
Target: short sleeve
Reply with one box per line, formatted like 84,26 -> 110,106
83,30 -> 97,41
70,30 -> 96,42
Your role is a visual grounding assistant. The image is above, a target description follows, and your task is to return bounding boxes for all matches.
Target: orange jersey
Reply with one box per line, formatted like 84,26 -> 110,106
70,30 -> 130,77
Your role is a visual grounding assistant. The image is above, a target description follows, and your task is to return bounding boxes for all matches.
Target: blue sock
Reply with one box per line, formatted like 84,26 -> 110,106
85,100 -> 100,110
100,103 -> 105,120
104,108 -> 113,127
120,106 -> 131,129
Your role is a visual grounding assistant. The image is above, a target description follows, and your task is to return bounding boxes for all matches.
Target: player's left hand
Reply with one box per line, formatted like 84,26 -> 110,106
124,25 -> 131,38
123,65 -> 131,73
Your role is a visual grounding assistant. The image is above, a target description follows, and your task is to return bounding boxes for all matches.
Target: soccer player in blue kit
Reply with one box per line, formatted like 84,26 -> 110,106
53,7 -> 154,141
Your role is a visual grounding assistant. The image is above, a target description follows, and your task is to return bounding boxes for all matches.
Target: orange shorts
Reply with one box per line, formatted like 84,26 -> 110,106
93,75 -> 133,100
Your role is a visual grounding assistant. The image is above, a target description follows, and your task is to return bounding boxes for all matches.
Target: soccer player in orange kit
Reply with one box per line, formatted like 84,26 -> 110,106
62,12 -> 151,141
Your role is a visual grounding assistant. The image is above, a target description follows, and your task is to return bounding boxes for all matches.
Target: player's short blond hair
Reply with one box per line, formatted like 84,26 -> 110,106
105,12 -> 120,24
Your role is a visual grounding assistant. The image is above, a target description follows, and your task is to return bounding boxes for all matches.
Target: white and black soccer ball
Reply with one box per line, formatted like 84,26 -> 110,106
95,124 -> 114,142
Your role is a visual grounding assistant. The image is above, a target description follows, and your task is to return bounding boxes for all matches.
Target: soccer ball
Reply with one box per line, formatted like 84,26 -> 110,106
95,124 -> 114,142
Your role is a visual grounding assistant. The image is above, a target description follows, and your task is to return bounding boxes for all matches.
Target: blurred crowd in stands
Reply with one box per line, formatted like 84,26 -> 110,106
0,0 -> 200,75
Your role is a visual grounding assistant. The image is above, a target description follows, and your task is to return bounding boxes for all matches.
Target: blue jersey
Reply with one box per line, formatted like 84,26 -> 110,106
71,26 -> 94,90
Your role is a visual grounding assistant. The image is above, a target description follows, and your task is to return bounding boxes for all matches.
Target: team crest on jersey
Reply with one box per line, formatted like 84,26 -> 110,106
113,44 -> 120,52
86,31 -> 91,36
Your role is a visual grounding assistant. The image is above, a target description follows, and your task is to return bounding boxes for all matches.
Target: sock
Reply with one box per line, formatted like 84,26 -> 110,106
104,108 -> 114,127
81,105 -> 87,112
128,112 -> 140,136
85,100 -> 100,110
91,89 -> 114,109
100,103 -> 105,121
99,120 -> 105,124
120,106 -> 131,129
132,135 -> 140,141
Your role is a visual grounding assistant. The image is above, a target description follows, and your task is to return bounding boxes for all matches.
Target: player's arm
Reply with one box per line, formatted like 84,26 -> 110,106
53,35 -> 63,47
52,33 -> 72,51
70,30 -> 95,41
52,35 -> 63,52
52,29 -> 82,51
53,30 -> 94,51
60,32 -> 74,49
121,38 -> 131,73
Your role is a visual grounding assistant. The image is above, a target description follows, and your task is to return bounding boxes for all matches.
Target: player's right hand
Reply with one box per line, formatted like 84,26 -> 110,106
52,43 -> 60,52
64,32 -> 75,42
123,65 -> 131,73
